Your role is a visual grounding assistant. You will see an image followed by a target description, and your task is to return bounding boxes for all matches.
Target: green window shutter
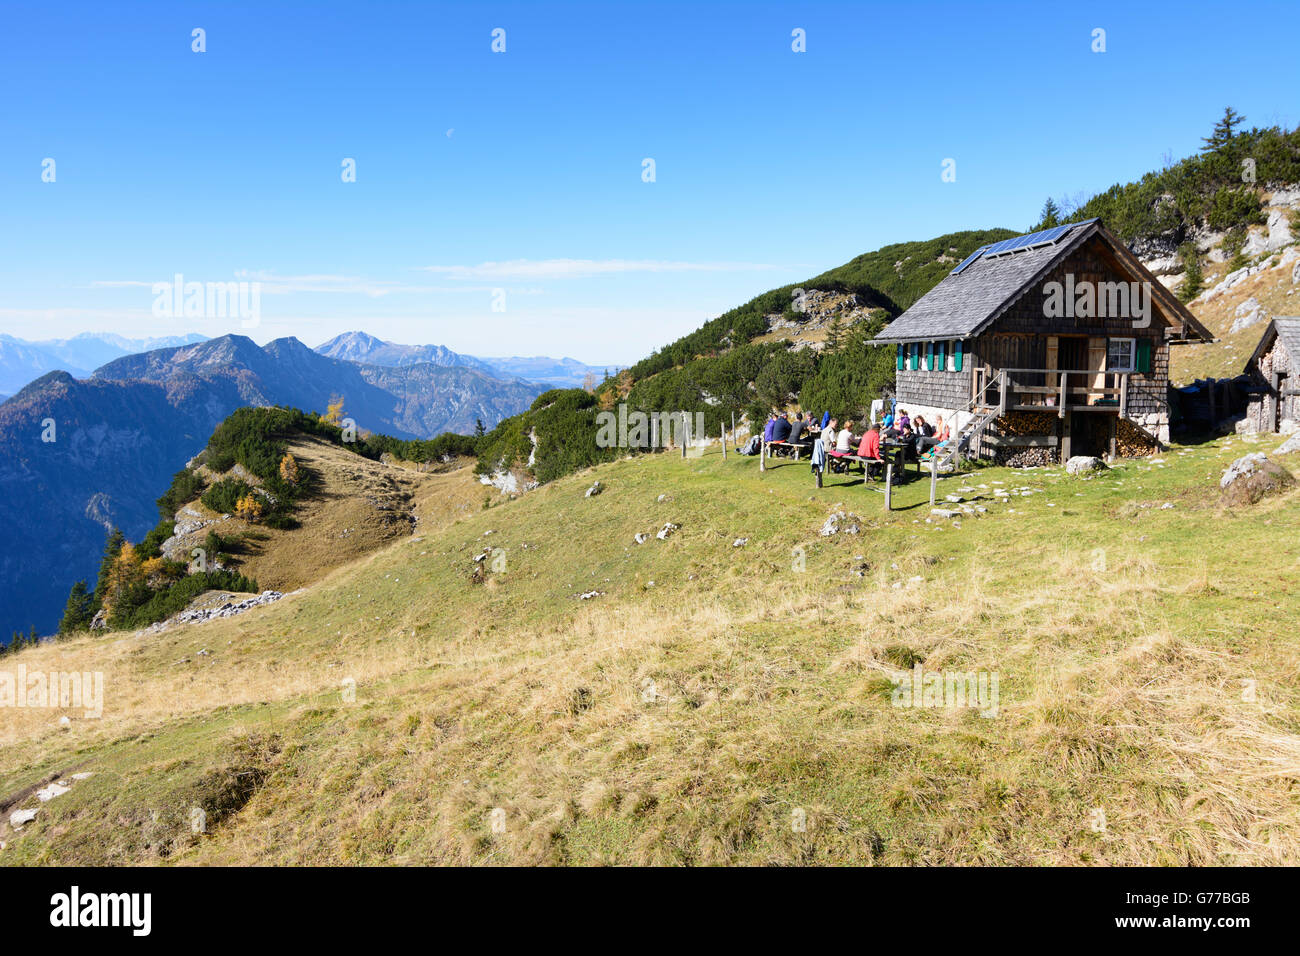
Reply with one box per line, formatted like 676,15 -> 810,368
953,340 -> 963,372
910,343 -> 919,370
1136,338 -> 1152,374
936,340 -> 947,371
897,345 -> 904,371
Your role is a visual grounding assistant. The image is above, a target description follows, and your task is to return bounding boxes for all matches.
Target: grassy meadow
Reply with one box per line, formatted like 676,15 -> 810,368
1,431 -> 1298,865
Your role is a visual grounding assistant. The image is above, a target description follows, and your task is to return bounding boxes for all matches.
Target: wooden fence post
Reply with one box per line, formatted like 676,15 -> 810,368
760,439 -> 766,471
681,414 -> 688,459
884,462 -> 893,511
721,423 -> 727,460
929,454 -> 938,507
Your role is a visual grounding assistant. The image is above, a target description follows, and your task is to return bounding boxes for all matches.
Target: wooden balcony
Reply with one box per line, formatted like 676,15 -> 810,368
974,368 -> 1131,418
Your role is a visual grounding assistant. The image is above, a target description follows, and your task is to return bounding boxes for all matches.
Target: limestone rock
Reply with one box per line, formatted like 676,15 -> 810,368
1220,452 -> 1295,505
1065,456 -> 1107,476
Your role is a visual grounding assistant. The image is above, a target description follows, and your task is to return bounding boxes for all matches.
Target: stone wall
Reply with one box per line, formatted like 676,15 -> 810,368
1243,338 -> 1299,433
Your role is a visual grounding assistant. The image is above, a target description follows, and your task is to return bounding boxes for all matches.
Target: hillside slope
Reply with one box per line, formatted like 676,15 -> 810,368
0,337 -> 542,637
3,433 -> 1298,865
163,434 -> 486,596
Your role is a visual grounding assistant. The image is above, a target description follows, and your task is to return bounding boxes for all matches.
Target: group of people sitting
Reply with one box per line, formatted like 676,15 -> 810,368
879,408 -> 952,460
762,408 -> 952,472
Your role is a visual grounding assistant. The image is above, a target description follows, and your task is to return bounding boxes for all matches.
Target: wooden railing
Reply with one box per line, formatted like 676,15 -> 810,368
975,368 -> 1131,418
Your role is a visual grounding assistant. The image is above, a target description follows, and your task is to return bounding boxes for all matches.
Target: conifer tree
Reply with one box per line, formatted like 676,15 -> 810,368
58,580 -> 95,635
1202,107 -> 1244,151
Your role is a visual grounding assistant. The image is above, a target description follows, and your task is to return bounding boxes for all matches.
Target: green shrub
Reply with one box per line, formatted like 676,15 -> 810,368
201,477 -> 255,515
138,521 -> 175,560
156,468 -> 206,519
1207,187 -> 1264,232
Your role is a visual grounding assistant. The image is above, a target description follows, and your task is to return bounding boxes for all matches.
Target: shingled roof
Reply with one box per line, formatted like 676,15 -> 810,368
872,219 -> 1213,344
1244,316 -> 1300,372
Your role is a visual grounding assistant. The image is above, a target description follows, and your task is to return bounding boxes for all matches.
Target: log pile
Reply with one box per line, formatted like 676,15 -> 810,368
1117,418 -> 1161,457
1000,447 -> 1057,468
997,411 -> 1058,435
988,412 -> 1059,467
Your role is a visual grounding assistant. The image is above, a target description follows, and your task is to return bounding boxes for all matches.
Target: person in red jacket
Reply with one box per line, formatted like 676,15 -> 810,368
857,425 -> 881,460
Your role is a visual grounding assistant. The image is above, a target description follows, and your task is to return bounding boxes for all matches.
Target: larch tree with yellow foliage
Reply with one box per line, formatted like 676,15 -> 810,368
101,543 -> 144,617
323,397 -> 345,425
279,452 -> 299,485
236,493 -> 265,522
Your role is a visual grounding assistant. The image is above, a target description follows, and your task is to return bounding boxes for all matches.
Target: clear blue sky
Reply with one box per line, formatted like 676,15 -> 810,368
1,0 -> 1296,363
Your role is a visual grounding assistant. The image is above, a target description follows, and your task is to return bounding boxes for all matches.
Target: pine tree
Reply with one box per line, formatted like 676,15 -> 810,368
474,418 -> 486,438
58,580 -> 95,635
1177,242 -> 1204,303
1039,197 -> 1062,229
101,543 -> 144,617
825,316 -> 845,352
1202,107 -> 1244,151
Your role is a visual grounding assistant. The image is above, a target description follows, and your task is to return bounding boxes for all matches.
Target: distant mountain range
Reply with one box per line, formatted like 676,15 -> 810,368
0,334 -> 548,638
1,330 -> 613,398
314,331 -> 615,388
0,332 -> 208,394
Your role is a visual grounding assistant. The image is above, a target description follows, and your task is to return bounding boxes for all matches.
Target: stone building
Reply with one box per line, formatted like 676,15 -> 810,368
1240,317 -> 1300,434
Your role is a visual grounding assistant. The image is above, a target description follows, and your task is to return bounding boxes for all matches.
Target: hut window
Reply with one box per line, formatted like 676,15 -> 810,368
1135,338 -> 1153,374
1107,338 -> 1136,372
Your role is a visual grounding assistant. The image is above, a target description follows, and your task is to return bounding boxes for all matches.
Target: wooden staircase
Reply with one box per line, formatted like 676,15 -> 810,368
936,371 -> 1005,470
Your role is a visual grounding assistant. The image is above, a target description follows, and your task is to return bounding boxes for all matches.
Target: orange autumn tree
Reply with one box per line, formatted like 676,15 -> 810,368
140,555 -> 180,589
101,543 -> 144,617
279,451 -> 299,485
323,397 -> 345,425
235,492 -> 265,522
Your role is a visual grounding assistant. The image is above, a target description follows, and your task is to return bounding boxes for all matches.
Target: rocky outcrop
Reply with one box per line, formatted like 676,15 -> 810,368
1230,297 -> 1269,333
145,590 -> 286,632
1220,452 -> 1295,506
765,290 -> 881,350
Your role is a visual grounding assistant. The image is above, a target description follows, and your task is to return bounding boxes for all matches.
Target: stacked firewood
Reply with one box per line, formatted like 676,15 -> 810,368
999,447 -> 1057,468
1117,418 -> 1160,457
996,411 -> 1058,435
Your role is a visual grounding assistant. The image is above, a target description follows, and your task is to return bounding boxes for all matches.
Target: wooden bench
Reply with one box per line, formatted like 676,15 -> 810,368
763,439 -> 813,461
839,453 -> 886,480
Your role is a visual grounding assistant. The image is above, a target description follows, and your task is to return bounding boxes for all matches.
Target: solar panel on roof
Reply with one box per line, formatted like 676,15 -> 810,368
950,246 -> 987,275
949,219 -> 1097,275
981,222 -> 1076,259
